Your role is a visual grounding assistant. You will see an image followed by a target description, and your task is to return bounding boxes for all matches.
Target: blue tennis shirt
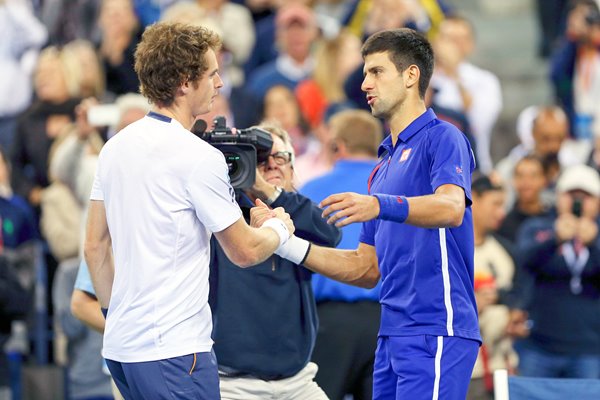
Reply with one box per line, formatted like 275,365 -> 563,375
360,108 -> 481,342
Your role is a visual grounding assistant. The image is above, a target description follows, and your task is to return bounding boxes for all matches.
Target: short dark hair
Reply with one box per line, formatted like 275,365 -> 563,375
134,22 -> 222,107
472,173 -> 503,195
361,28 -> 434,98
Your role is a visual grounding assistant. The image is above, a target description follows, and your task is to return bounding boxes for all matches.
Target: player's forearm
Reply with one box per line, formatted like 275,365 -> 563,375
83,241 -> 114,308
404,194 -> 464,228
376,191 -> 464,228
303,246 -> 380,288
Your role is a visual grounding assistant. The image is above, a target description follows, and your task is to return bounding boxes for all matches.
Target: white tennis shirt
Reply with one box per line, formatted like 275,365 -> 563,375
90,114 -> 242,362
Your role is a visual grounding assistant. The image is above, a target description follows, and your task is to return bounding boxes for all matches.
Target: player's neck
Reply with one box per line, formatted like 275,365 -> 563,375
389,99 -> 427,146
152,102 -> 194,130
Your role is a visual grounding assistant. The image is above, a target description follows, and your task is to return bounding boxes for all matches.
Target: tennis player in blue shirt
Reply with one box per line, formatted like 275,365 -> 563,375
258,28 -> 481,399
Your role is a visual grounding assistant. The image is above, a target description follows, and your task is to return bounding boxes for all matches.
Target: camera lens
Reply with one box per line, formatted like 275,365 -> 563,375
223,153 -> 241,178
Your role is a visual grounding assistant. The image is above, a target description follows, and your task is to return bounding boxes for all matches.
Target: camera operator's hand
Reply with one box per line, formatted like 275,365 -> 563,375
555,213 -> 578,243
247,168 -> 278,202
576,217 -> 598,245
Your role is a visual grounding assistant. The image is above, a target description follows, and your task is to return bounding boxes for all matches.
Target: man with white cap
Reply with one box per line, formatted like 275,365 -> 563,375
515,164 -> 600,379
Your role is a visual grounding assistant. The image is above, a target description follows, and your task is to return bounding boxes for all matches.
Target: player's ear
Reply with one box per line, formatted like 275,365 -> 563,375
404,65 -> 420,90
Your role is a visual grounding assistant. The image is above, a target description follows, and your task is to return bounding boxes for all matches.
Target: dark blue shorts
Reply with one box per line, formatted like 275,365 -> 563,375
106,351 -> 219,399
373,335 -> 478,400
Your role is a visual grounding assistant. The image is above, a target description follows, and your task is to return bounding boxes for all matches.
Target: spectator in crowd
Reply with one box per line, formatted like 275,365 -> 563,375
39,0 -> 100,45
516,164 -> 600,379
431,15 -> 503,173
535,0 -> 569,58
196,0 -> 256,89
497,155 -> 551,243
293,103 -> 352,187
246,3 -> 319,102
295,29 -> 362,129
495,105 -> 569,209
0,146 -> 37,250
363,0 -> 432,38
468,175 -> 520,400
62,40 -> 107,101
0,253 -> 30,400
0,0 -> 47,152
300,109 -> 381,400
585,111 -> 600,170
53,259 -> 113,400
97,0 -> 142,96
11,46 -> 80,212
263,85 -> 312,156
243,0 -> 314,77
551,0 -> 600,140
210,123 -> 340,400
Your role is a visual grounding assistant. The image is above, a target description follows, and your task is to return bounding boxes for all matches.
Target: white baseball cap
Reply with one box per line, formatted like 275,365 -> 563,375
556,164 -> 600,196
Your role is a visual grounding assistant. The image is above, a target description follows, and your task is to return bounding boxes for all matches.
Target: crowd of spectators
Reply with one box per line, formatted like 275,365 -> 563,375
1,0 -> 600,399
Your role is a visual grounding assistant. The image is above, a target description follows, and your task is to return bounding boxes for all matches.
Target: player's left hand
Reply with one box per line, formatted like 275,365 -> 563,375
320,192 -> 380,227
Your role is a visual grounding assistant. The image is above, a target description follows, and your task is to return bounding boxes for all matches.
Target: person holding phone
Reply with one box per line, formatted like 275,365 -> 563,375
516,164 -> 600,379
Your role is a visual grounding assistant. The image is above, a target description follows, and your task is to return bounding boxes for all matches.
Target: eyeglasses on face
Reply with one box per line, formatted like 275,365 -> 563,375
259,151 -> 293,166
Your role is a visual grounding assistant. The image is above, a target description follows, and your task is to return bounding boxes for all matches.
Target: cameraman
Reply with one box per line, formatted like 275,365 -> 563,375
516,164 -> 600,378
85,23 -> 296,399
209,122 -> 341,400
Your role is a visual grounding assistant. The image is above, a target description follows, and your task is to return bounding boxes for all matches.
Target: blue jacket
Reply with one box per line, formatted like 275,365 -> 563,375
517,213 -> 600,355
209,191 -> 341,379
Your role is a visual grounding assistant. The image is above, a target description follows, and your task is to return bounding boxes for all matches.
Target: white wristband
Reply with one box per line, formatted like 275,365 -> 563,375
275,235 -> 310,265
261,218 -> 290,248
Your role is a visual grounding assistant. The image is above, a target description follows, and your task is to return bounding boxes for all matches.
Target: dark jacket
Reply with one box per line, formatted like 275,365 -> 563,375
517,214 -> 600,355
209,191 -> 341,379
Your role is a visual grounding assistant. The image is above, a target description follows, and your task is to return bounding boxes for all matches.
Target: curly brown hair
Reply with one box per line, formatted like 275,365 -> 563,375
134,22 -> 222,107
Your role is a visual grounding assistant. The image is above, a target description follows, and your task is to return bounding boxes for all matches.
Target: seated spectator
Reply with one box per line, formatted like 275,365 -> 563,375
550,0 -> 600,140
0,254 -> 30,400
97,0 -> 142,96
263,85 -> 312,157
0,146 -> 37,250
468,175 -> 520,400
295,29 -> 362,129
0,0 -> 47,151
245,3 -> 319,102
516,164 -> 600,379
11,46 -> 81,212
497,155 -> 551,244
52,259 -> 112,400
431,15 -> 503,173
495,105 -> 570,209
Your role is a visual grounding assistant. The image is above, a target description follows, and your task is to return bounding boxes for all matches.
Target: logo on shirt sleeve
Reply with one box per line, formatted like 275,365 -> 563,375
455,165 -> 463,174
399,148 -> 412,162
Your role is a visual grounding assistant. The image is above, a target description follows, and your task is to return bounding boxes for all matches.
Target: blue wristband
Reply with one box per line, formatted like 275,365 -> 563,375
373,194 -> 409,223
101,308 -> 108,318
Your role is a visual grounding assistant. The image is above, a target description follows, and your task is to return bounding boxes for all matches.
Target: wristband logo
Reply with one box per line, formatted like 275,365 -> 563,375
399,148 -> 412,162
